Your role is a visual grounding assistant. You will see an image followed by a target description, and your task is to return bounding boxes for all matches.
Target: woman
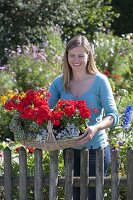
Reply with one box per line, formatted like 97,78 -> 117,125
49,35 -> 119,199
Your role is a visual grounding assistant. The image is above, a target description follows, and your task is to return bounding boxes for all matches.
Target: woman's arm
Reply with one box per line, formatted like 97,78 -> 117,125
77,74 -> 119,145
77,115 -> 114,145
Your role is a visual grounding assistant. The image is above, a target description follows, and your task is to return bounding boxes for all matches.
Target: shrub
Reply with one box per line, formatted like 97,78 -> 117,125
5,27 -> 64,91
93,32 -> 133,92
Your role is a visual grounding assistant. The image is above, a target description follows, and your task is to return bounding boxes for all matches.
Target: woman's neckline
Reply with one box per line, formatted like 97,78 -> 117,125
68,74 -> 97,99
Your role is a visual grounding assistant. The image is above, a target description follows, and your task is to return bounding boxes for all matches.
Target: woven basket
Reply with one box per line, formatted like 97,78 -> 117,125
22,120 -> 87,151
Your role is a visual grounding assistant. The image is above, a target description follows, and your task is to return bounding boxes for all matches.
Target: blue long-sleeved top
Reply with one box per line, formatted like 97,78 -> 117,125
49,73 -> 119,149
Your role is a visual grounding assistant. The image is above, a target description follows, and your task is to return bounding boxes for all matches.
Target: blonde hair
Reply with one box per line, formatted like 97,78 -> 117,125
63,35 -> 99,91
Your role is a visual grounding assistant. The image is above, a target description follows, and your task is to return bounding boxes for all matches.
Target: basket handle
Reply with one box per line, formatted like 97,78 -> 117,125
46,120 -> 56,142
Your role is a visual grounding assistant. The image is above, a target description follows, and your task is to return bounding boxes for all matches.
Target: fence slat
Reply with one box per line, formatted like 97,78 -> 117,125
111,151 -> 119,200
4,147 -> 12,200
127,148 -> 133,200
1,147 -> 132,199
96,149 -> 104,200
80,149 -> 89,200
49,150 -> 58,200
65,148 -> 74,200
34,149 -> 43,200
19,147 -> 27,200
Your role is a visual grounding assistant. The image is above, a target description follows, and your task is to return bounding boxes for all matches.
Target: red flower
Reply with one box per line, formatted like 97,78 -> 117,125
52,119 -> 61,126
16,146 -> 22,153
79,106 -> 91,118
64,105 -> 76,116
93,108 -> 98,113
104,71 -> 110,76
52,99 -> 96,130
15,146 -> 35,154
26,147 -> 35,154
4,89 -> 98,134
4,89 -> 51,125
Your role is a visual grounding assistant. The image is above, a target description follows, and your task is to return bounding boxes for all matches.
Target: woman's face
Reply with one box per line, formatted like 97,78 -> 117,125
68,46 -> 89,73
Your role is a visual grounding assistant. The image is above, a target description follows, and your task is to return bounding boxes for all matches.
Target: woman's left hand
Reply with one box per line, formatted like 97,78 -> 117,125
77,125 -> 98,145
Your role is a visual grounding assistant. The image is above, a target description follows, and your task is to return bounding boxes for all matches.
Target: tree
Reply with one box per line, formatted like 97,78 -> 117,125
0,0 -> 117,64
58,0 -> 118,40
111,0 -> 133,36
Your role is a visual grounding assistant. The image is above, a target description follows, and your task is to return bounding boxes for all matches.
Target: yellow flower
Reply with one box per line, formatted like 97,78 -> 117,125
0,96 -> 7,105
114,144 -> 120,148
0,90 -> 18,105
0,90 -> 27,107
19,92 -> 26,99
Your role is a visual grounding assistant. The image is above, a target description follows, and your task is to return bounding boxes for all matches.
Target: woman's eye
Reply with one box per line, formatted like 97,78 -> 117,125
78,55 -> 85,59
69,55 -> 86,59
70,55 -> 75,58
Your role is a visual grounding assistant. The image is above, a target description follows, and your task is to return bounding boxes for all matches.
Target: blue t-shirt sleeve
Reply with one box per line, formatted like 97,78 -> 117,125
99,75 -> 119,126
48,77 -> 61,109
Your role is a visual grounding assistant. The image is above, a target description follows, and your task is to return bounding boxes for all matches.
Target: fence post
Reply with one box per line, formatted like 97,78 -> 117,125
49,150 -> 58,200
127,148 -> 133,200
80,149 -> 89,200
4,147 -> 12,200
34,149 -> 43,200
19,147 -> 27,200
96,148 -> 104,200
111,150 -> 119,200
65,148 -> 74,200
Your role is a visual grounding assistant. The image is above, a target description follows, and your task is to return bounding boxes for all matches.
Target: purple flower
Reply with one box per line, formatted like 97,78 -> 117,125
32,45 -> 38,53
37,53 -> 46,62
32,52 -> 38,59
17,46 -> 22,54
121,105 -> 132,131
42,41 -> 49,47
0,65 -> 8,70
118,140 -> 124,146
111,147 -> 120,153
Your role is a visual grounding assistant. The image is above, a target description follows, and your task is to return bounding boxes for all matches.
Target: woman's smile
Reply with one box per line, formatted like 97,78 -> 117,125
73,63 -> 81,67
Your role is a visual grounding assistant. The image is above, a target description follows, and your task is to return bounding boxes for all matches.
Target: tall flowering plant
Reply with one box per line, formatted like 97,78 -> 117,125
121,105 -> 132,131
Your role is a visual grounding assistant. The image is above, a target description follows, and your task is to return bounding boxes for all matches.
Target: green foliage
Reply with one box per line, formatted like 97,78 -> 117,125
108,89 -> 133,173
104,89 -> 133,199
0,0 -> 117,63
61,0 -> 118,40
0,109 -> 14,141
0,70 -> 14,93
0,0 -> 63,63
6,28 -> 64,91
0,29 -> 64,140
94,32 -> 133,92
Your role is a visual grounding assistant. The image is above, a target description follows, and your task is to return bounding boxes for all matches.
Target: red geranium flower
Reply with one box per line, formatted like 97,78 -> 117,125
16,146 -> 22,153
52,99 -> 96,131
104,71 -> 110,76
15,146 -> 35,154
4,89 -> 98,139
4,89 -> 51,125
26,147 -> 35,154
